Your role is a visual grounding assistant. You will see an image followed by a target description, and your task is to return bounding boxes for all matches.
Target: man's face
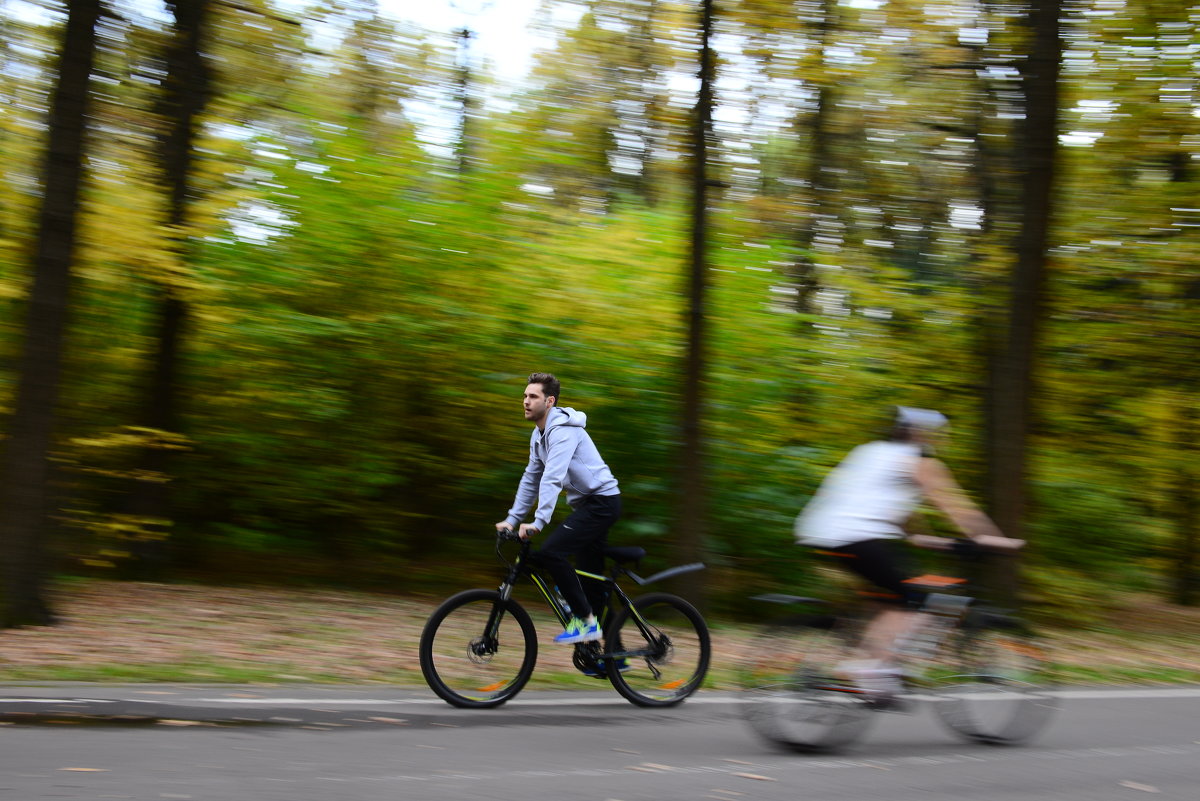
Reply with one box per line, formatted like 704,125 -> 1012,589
523,383 -> 554,423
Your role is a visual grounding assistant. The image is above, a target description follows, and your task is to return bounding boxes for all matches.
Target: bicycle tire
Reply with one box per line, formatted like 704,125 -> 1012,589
738,617 -> 874,752
605,592 -> 710,707
419,589 -> 537,709
929,618 -> 1058,745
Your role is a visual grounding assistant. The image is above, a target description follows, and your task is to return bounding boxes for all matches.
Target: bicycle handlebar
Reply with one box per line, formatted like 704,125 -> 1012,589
950,537 -> 983,560
910,534 -> 1023,560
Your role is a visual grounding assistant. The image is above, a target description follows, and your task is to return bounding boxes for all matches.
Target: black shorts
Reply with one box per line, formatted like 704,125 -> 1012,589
818,538 -> 926,607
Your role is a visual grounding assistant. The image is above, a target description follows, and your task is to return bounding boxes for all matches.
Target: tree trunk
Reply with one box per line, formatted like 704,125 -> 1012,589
1173,397 -> 1198,605
988,0 -> 1063,540
675,0 -> 716,606
1167,152 -> 1197,606
788,0 -> 839,314
985,0 -> 1063,601
454,27 -> 477,175
122,0 -> 212,577
0,0 -> 102,627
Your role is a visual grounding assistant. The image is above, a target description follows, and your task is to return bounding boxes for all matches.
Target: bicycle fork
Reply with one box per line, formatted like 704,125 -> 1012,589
475,572 -> 522,656
608,587 -> 667,681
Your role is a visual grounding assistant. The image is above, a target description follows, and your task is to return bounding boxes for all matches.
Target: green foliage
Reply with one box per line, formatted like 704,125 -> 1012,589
1018,470 -> 1168,624
0,0 -> 1194,626
1029,476 -> 1161,581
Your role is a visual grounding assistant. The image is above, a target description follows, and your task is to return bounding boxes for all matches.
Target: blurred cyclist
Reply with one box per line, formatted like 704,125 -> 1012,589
496,373 -> 621,645
794,406 -> 1023,700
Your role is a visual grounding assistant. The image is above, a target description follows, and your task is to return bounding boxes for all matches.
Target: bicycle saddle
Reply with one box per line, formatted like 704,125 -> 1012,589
605,545 -> 646,564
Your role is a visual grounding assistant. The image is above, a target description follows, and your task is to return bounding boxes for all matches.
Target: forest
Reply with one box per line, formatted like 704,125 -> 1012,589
0,0 -> 1195,629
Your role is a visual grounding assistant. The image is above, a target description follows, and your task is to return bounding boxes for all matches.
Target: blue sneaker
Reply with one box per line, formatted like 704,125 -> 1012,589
580,657 -> 631,678
554,616 -> 602,645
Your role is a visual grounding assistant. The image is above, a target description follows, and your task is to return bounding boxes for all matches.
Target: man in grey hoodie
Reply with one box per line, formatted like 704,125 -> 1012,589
496,372 -> 622,645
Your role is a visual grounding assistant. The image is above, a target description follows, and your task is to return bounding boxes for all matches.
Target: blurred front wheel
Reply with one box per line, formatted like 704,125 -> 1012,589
419,589 -> 537,709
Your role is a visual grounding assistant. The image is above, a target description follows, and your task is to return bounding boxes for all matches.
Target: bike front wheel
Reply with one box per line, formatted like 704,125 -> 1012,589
738,618 -> 874,752
419,589 -> 537,709
929,619 -> 1058,745
605,592 -> 710,707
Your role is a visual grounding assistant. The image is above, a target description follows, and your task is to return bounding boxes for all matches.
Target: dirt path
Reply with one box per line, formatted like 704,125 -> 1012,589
1,579 -> 1198,685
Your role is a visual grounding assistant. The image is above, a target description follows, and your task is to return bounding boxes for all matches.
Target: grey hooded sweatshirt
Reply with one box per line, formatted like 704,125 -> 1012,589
504,406 -> 620,531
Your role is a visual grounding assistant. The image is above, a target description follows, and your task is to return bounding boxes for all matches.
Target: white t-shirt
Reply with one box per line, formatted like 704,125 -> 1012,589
795,441 -> 924,548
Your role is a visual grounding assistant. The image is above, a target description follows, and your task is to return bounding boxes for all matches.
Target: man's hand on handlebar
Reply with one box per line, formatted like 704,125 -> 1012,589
494,522 -> 540,541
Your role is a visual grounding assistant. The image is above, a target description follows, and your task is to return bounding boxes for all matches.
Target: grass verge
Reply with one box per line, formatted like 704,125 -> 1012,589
1,579 -> 1198,687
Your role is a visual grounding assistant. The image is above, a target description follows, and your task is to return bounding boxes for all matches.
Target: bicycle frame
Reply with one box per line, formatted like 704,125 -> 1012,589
749,549 -> 1032,691
488,534 -> 704,658
420,530 -> 712,709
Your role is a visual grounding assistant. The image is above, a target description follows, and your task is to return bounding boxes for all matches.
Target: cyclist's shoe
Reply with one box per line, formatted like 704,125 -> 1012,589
579,657 -> 631,678
554,616 -> 602,645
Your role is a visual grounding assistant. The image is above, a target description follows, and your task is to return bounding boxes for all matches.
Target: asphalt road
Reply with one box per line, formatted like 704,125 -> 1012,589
2,685 -> 1198,800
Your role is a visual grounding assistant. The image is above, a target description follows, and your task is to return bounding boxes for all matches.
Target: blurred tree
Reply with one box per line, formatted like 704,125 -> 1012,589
519,0 -> 687,208
0,11 -> 54,281
164,7 -> 520,572
986,0 -> 1064,556
735,0 -> 842,314
37,0 -> 315,577
675,0 -> 717,604
0,0 -> 1192,619
1042,0 -> 1199,605
452,24 -> 478,173
329,4 -> 437,142
0,0 -> 102,626
116,0 -> 215,578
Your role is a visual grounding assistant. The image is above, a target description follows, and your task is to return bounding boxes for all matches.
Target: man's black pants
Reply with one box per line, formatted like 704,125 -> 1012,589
535,494 -> 622,620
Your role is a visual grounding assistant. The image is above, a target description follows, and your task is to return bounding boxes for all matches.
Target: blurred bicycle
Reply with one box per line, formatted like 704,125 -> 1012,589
739,545 -> 1058,751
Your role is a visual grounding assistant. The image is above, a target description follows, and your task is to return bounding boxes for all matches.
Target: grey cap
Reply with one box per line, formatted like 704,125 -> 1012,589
895,406 -> 949,430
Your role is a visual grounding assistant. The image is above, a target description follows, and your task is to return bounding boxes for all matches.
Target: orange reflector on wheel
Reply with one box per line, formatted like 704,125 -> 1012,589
658,679 -> 688,690
478,682 -> 507,692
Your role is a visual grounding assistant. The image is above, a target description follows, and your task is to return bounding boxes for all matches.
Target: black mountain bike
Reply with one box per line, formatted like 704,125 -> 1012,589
419,530 -> 711,709
740,549 -> 1058,751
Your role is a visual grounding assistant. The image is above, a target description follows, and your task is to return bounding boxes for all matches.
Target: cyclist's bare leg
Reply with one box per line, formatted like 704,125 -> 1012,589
857,607 -> 924,663
841,608 -> 929,699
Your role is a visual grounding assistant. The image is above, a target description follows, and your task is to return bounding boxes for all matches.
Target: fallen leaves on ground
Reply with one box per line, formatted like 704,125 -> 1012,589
0,580 -> 1198,684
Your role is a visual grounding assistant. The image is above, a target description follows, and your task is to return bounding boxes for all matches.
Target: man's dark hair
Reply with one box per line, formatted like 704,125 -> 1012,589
527,372 -> 560,403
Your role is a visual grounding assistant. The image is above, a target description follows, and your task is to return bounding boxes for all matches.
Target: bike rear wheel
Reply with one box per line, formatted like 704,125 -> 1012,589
929,617 -> 1058,745
739,617 -> 874,752
419,589 -> 537,709
605,592 -> 710,707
